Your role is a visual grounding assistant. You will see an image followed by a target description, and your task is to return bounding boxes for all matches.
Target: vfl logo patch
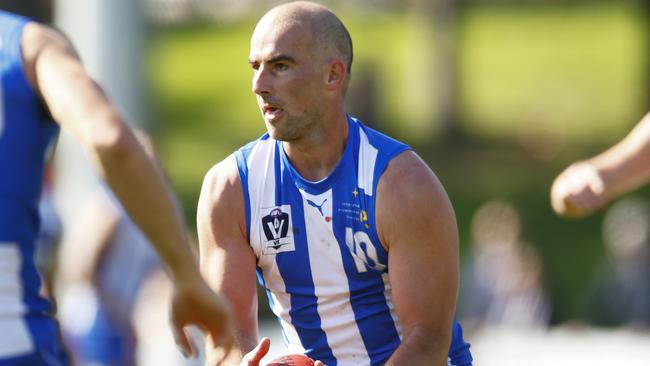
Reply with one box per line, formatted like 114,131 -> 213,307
261,205 -> 295,255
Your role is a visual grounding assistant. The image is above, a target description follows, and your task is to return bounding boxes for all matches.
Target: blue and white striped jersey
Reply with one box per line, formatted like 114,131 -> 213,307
235,116 -> 472,366
0,11 -> 67,363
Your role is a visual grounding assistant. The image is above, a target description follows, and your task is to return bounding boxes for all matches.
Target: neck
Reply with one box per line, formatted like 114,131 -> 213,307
283,110 -> 349,182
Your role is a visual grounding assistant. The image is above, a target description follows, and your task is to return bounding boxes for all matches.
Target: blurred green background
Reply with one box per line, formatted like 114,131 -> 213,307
145,0 -> 649,324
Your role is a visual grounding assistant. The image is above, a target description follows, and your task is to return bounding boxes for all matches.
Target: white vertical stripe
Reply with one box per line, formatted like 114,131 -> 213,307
267,279 -> 304,353
357,127 -> 378,196
0,243 -> 34,357
300,190 -> 371,365
245,139 -> 305,352
246,138 -> 276,257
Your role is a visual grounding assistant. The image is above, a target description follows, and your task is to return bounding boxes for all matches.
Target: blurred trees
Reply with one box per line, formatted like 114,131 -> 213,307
410,0 -> 464,141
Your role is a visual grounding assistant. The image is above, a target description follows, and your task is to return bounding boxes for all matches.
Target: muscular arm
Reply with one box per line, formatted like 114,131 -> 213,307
22,22 -> 197,285
198,156 -> 260,365
551,112 -> 650,218
377,151 -> 458,366
21,23 -> 231,355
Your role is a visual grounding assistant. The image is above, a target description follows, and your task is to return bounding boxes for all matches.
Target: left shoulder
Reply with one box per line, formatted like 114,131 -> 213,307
379,150 -> 443,197
376,151 -> 456,250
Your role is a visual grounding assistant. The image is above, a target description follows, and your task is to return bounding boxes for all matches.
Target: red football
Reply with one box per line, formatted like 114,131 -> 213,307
266,354 -> 315,366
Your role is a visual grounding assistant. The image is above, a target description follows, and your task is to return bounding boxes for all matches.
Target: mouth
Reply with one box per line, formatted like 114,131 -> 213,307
262,104 -> 283,121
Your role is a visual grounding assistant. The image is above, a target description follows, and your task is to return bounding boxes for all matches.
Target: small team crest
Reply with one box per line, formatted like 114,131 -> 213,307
261,205 -> 295,255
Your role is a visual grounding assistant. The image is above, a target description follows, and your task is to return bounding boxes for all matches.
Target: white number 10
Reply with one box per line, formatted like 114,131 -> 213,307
345,227 -> 386,273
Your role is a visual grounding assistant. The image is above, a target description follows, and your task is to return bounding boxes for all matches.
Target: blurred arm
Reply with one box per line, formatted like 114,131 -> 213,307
57,188 -> 120,285
378,151 -> 458,366
198,156 -> 261,365
551,112 -> 650,218
21,22 -> 232,356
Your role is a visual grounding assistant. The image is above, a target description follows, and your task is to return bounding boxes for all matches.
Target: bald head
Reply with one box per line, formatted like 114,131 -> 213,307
255,1 -> 353,75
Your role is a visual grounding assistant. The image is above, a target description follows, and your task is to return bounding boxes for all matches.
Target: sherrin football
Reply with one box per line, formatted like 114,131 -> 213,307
266,354 -> 315,366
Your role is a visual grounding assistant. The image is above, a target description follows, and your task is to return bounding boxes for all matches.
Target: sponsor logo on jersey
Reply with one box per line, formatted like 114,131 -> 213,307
261,205 -> 295,255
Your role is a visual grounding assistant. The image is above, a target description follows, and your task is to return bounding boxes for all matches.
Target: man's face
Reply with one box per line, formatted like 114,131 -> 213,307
249,20 -> 327,141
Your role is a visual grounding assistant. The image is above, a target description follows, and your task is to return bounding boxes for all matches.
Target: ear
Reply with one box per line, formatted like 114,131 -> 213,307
324,59 -> 346,91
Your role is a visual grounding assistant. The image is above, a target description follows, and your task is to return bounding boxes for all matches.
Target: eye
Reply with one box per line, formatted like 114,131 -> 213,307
250,62 -> 260,71
274,63 -> 288,71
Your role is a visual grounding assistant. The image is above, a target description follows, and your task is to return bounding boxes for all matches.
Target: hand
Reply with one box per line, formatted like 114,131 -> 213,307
169,278 -> 234,360
314,361 -> 326,366
239,337 -> 271,366
551,162 -> 606,218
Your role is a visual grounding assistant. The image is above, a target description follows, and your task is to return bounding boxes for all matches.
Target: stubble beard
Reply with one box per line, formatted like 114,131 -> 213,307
268,109 -> 320,143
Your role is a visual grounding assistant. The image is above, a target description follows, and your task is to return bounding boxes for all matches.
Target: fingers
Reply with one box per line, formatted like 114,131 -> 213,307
203,310 -> 234,350
551,163 -> 606,218
238,338 -> 270,366
205,336 -> 232,366
170,279 -> 235,361
197,293 -> 235,359
245,337 -> 271,365
171,320 -> 196,358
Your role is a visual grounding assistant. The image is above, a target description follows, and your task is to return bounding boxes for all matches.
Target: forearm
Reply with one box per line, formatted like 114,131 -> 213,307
224,333 -> 257,365
30,28 -> 200,283
590,112 -> 650,200
385,326 -> 450,366
206,326 -> 258,366
89,122 -> 199,282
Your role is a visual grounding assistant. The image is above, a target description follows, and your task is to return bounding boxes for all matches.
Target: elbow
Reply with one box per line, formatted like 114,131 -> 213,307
85,111 -> 136,168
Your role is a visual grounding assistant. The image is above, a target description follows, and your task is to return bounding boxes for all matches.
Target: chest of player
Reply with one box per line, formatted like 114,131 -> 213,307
250,179 -> 389,292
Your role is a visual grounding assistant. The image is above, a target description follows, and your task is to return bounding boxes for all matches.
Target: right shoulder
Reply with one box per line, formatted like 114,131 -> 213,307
21,21 -> 70,51
21,22 -> 78,92
201,154 -> 243,206
198,154 -> 246,236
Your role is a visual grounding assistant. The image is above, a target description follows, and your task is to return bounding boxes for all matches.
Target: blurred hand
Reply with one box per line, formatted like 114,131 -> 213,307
170,278 -> 234,361
551,162 -> 606,218
314,361 -> 326,366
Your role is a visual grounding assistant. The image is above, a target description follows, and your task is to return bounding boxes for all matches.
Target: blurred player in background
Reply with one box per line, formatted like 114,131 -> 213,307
581,197 -> 650,329
0,9 -> 232,365
551,111 -> 650,218
56,131 -> 163,366
458,200 -> 550,334
198,2 -> 472,365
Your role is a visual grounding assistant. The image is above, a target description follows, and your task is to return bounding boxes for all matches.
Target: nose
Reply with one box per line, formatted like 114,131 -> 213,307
252,65 -> 271,96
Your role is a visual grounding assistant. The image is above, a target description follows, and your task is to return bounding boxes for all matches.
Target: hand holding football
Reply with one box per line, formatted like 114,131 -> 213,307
266,354 -> 315,366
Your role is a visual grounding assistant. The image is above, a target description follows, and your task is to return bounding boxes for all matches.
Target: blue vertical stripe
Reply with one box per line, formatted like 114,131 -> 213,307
274,142 -> 283,204
331,178 -> 401,366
